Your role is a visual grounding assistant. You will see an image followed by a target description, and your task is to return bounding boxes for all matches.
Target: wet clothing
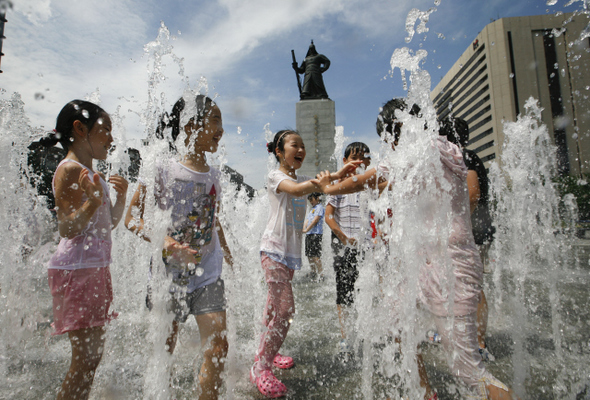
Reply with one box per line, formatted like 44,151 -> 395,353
153,160 -> 223,293
48,159 -> 112,270
48,159 -> 115,335
379,137 -> 501,393
255,253 -> 295,373
327,192 -> 367,306
331,237 -> 360,306
260,170 -> 311,270
305,234 -> 323,258
167,278 -> 226,322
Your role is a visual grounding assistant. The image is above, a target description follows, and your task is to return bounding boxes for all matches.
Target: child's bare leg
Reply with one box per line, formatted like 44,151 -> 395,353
311,256 -> 323,276
57,326 -> 105,400
487,384 -> 520,400
166,320 -> 180,354
477,291 -> 488,348
196,311 -> 228,400
417,352 -> 435,400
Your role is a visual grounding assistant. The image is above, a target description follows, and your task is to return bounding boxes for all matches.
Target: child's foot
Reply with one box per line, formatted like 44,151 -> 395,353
273,353 -> 294,369
479,344 -> 495,362
250,365 -> 287,398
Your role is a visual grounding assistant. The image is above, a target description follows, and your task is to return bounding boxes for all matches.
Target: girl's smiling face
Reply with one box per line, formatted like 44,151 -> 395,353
185,104 -> 224,153
87,113 -> 113,160
278,133 -> 305,171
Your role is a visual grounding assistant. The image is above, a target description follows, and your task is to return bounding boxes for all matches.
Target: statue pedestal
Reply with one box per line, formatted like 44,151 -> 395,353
296,99 -> 336,178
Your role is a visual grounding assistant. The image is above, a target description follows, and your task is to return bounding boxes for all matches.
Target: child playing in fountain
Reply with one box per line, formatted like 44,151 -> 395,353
325,141 -> 372,360
251,130 -> 361,398
302,192 -> 324,281
317,99 -> 519,400
125,94 -> 233,400
44,100 -> 128,400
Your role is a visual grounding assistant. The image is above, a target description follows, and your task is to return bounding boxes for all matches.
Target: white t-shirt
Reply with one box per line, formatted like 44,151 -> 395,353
260,170 -> 311,270
154,159 -> 223,292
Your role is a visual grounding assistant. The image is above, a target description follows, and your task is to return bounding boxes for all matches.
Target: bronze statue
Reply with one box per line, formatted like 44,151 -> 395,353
292,41 -> 330,100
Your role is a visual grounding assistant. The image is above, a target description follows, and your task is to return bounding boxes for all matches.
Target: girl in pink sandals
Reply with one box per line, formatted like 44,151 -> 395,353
251,130 -> 360,398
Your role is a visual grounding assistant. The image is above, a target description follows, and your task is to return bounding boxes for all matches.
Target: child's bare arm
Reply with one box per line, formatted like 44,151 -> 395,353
125,184 -> 150,242
109,175 -> 128,229
55,164 -> 103,239
216,218 -> 234,271
322,168 -> 379,196
277,178 -> 321,197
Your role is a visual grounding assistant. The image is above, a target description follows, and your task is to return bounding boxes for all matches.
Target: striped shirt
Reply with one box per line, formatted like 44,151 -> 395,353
327,193 -> 363,241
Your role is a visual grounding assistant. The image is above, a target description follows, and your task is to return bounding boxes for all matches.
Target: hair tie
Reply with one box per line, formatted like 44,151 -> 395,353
266,142 -> 272,153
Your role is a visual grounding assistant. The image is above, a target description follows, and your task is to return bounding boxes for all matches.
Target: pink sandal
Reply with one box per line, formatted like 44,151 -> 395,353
273,353 -> 294,369
250,365 -> 287,398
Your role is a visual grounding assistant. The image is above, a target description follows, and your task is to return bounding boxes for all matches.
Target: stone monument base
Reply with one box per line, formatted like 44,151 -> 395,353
296,99 -> 336,178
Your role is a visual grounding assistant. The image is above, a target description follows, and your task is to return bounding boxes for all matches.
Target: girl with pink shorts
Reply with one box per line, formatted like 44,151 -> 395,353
43,100 -> 128,400
251,130 -> 360,398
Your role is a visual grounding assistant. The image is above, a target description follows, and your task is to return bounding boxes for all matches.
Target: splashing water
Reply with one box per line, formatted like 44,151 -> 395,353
1,11 -> 589,400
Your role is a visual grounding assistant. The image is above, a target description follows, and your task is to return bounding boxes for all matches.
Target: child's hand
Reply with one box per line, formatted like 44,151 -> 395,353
336,160 -> 363,180
79,169 -> 103,206
312,170 -> 331,191
109,175 -> 128,199
163,237 -> 202,266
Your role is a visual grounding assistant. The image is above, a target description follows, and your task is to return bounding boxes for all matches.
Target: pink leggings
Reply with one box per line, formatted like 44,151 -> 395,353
255,254 -> 295,372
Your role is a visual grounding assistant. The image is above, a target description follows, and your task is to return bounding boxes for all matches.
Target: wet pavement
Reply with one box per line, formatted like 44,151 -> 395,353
1,239 -> 589,399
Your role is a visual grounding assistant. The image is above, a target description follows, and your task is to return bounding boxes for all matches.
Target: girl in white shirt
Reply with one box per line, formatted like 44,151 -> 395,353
251,129 -> 360,398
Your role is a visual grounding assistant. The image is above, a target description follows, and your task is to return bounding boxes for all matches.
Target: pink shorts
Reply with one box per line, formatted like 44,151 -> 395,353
48,266 -> 117,336
261,254 -> 294,284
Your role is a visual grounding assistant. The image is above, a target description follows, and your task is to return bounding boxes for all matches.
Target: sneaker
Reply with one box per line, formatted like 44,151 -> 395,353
479,345 -> 495,362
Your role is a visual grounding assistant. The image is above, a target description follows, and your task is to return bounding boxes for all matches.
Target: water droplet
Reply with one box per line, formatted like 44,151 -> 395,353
94,191 -> 100,198
34,93 -> 45,100
195,267 -> 204,277
70,183 -> 79,190
509,73 -> 515,78
82,109 -> 89,119
84,245 -> 89,250
352,177 -> 358,182
437,65 -> 441,69
187,262 -> 195,270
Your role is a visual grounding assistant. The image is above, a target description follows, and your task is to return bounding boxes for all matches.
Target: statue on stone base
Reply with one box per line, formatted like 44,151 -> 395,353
292,41 -> 330,100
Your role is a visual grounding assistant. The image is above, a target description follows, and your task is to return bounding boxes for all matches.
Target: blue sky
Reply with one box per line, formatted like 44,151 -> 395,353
0,0 -> 582,188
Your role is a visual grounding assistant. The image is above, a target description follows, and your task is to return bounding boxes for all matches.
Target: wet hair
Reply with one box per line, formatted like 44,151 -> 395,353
308,192 -> 322,201
376,98 -> 421,143
156,94 -> 214,150
266,129 -> 300,162
439,116 -> 469,148
344,142 -> 370,160
39,100 -> 107,151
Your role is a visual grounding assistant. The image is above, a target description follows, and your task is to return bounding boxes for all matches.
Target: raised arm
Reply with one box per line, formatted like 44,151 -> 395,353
466,170 -> 481,214
125,183 -> 150,242
108,174 -> 128,229
277,178 -> 322,197
322,168 -> 380,196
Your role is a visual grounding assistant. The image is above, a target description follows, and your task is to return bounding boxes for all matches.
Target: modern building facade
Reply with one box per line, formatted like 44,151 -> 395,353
431,12 -> 590,176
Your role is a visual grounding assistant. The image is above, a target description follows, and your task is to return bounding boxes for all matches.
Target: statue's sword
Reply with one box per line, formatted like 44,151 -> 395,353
291,50 -> 302,96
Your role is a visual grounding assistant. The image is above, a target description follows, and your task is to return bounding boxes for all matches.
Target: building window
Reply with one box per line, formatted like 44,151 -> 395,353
469,127 -> 493,145
470,115 -> 492,132
480,153 -> 496,162
473,140 -> 494,154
